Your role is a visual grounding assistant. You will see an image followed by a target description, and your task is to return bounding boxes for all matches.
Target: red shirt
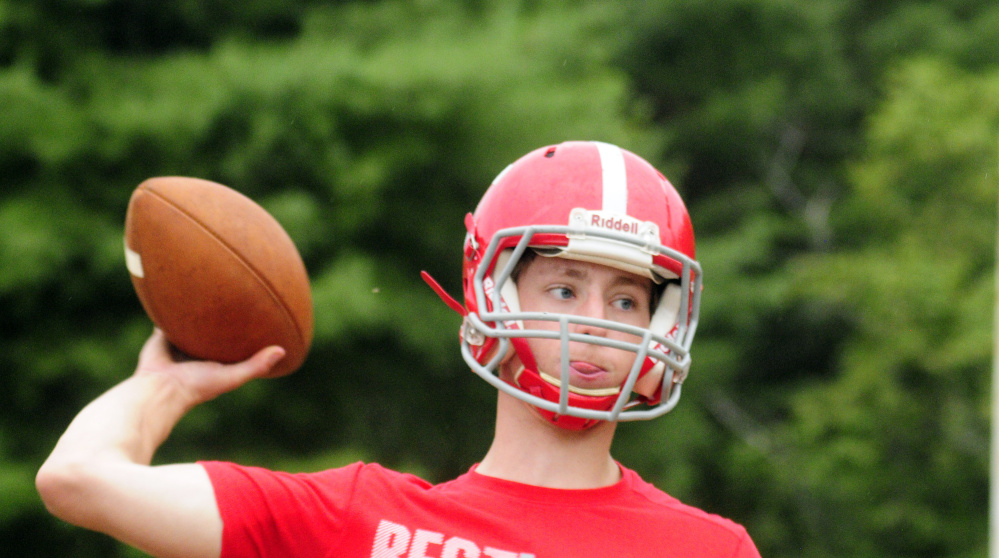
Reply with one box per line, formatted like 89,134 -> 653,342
201,461 -> 761,558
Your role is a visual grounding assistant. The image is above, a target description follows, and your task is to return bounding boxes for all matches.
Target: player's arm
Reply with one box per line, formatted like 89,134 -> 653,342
36,329 -> 285,558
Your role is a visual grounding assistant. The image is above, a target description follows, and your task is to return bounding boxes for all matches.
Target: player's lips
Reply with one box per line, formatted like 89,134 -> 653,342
569,361 -> 607,380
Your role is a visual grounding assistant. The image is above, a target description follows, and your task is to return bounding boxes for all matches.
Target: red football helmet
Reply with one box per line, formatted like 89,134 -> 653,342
424,141 -> 701,429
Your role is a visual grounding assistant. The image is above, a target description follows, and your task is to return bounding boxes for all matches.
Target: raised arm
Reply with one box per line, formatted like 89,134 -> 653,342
36,329 -> 285,558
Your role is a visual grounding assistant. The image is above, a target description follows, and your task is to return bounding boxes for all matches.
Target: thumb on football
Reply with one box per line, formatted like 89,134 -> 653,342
208,345 -> 287,397
184,345 -> 287,407
240,345 -> 287,381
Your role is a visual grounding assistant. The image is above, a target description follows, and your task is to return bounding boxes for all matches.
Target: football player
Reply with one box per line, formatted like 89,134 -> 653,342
37,142 -> 760,558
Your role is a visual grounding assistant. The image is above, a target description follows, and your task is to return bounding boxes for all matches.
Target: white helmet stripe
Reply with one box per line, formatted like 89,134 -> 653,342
595,141 -> 628,214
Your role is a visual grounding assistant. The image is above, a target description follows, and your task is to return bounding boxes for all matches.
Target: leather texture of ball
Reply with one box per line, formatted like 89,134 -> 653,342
124,177 -> 313,377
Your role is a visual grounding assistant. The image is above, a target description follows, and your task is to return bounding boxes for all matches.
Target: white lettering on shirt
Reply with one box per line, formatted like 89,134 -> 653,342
442,536 -> 481,558
410,529 -> 445,558
370,519 -> 535,558
371,519 -> 411,558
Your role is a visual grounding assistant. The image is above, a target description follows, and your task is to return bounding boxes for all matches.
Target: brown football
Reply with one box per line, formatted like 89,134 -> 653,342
124,177 -> 313,377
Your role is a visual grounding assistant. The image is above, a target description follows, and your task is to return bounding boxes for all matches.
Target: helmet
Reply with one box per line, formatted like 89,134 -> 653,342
423,141 -> 701,429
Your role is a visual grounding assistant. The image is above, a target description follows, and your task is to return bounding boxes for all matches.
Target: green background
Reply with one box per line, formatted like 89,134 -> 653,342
2,0 -> 997,556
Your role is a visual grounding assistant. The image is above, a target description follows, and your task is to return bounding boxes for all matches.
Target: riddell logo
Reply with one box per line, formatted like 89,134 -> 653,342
567,208 -> 659,241
590,214 -> 640,234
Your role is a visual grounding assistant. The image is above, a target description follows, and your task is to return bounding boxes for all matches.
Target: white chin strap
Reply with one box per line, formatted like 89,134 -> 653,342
514,365 -> 622,397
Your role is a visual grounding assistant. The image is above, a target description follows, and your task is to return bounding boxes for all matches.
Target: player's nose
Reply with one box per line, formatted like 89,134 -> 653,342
572,295 -> 611,336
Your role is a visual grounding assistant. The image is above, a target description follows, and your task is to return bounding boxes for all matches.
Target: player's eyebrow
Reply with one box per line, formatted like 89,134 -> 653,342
611,275 -> 650,290
556,265 -> 649,291
559,267 -> 587,280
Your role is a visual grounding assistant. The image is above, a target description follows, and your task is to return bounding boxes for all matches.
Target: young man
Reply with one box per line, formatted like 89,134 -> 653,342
37,141 -> 761,558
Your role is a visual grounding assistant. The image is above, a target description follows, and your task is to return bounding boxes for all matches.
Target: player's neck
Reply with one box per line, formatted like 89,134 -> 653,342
475,392 -> 621,489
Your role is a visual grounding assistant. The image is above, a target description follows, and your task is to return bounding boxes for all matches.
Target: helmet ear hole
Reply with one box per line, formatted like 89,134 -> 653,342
480,249 -> 526,366
650,282 -> 682,337
492,250 -> 523,316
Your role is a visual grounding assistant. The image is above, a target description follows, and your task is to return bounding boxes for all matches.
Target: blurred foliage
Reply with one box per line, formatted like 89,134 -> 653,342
1,0 -> 996,557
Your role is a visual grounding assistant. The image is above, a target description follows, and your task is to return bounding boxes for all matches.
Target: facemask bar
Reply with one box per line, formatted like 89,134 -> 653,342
461,225 -> 702,422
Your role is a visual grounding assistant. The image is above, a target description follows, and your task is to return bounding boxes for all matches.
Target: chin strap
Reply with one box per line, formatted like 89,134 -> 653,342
507,338 -> 608,430
421,271 -> 466,316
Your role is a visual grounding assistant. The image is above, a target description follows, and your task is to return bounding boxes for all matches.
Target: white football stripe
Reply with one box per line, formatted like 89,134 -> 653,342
124,243 -> 145,278
595,142 -> 627,213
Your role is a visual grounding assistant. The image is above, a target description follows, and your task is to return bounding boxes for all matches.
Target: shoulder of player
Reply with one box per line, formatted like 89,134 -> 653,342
200,460 -> 431,493
348,462 -> 434,490
623,467 -> 751,538
272,461 -> 435,493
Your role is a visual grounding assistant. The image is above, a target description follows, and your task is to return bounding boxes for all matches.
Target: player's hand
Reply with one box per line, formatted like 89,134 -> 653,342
134,329 -> 286,409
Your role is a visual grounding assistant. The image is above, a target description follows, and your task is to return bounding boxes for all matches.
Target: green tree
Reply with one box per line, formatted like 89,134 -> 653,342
1,1 -> 657,555
3,0 -> 998,556
612,1 -> 998,557
779,58 -> 996,558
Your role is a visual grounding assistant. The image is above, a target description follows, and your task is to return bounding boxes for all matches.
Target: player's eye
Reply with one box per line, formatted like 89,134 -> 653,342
548,286 -> 574,300
612,297 -> 636,311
